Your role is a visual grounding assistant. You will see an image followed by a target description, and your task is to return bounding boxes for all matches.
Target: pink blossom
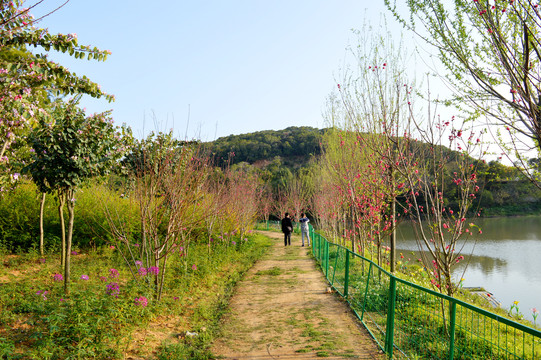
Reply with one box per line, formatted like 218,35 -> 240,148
134,296 -> 148,307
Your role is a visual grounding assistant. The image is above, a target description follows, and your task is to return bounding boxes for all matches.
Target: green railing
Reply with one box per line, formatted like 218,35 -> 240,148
255,221 -> 541,359
307,228 -> 541,359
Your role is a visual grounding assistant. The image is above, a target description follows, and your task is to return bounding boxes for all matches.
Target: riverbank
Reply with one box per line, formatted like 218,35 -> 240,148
397,214 -> 541,324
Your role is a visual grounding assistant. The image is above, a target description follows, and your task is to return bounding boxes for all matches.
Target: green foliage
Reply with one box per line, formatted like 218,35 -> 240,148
385,0 -> 541,187
121,130 -> 197,176
206,126 -> 323,167
0,1 -> 114,188
0,180 -> 139,252
0,231 -> 272,357
25,98 -> 125,194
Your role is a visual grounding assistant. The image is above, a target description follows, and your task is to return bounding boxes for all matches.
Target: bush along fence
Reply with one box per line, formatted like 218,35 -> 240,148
255,221 -> 541,359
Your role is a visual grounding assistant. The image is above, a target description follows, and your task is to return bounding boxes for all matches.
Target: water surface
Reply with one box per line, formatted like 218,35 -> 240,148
396,216 -> 541,323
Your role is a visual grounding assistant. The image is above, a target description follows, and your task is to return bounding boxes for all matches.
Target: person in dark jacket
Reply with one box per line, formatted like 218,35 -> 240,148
281,212 -> 293,246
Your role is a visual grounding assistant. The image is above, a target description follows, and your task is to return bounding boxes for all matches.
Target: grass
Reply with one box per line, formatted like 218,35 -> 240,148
314,238 -> 541,360
255,266 -> 282,276
0,233 -> 272,359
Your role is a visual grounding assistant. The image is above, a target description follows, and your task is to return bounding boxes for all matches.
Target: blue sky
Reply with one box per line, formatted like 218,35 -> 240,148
35,0 -> 397,140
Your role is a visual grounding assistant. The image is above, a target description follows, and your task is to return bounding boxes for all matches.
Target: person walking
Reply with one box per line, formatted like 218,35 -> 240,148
281,212 -> 293,246
299,212 -> 311,247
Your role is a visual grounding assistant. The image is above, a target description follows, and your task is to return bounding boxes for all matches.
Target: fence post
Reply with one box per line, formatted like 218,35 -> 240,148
449,301 -> 457,360
317,235 -> 323,266
361,262 -> 372,322
344,250 -> 350,298
325,241 -> 329,279
385,276 -> 397,358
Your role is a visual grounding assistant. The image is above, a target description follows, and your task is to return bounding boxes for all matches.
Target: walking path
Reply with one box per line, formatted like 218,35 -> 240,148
211,230 -> 384,359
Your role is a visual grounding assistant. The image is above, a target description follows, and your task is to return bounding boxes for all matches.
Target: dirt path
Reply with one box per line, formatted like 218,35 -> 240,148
211,231 -> 384,360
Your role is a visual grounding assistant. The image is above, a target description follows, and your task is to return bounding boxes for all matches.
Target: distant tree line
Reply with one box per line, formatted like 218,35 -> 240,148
204,126 -> 541,217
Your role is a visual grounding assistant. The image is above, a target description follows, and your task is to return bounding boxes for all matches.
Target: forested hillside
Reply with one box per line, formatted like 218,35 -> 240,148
204,126 -> 541,217
205,126 -> 324,168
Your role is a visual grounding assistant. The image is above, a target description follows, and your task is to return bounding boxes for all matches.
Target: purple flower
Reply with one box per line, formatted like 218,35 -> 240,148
135,260 -> 143,267
80,274 -> 89,280
232,241 -> 236,245
36,290 -> 48,300
106,282 -> 120,297
53,273 -> 63,282
148,266 -> 159,276
134,296 -> 148,307
71,250 -> 78,256
99,276 -> 107,282
109,268 -> 119,278
191,264 -> 197,271
138,267 -> 148,276
39,258 -> 46,264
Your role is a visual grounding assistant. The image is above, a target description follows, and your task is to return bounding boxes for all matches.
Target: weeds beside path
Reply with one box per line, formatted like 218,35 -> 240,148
211,230 -> 384,359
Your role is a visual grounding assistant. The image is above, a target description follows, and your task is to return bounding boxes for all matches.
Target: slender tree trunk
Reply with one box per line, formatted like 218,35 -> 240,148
154,252 -> 160,300
390,197 -> 396,273
39,193 -> 46,257
58,194 -> 66,268
0,140 -> 10,162
64,195 -> 75,296
158,252 -> 168,301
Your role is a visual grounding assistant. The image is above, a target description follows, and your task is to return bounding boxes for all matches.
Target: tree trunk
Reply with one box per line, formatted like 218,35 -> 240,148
157,253 -> 168,301
390,197 -> 396,273
39,192 -> 46,257
58,194 -> 66,268
0,140 -> 10,162
64,192 -> 75,296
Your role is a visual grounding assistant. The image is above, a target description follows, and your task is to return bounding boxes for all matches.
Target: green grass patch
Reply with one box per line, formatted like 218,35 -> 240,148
255,266 -> 282,276
0,232 -> 272,359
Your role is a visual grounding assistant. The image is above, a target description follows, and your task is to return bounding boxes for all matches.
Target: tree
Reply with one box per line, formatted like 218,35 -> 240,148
322,25 -> 412,269
317,24 -> 486,295
225,168 -> 260,241
1,0 -> 113,181
395,106 -> 486,297
385,0 -> 541,185
286,176 -> 311,220
257,184 -> 274,224
25,97 -> 126,295
107,132 -> 217,301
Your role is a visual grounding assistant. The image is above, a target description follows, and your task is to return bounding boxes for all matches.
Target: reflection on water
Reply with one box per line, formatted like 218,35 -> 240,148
396,216 -> 541,323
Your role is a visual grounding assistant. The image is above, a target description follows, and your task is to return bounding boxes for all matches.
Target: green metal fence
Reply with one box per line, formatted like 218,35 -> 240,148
307,228 -> 541,359
255,221 -> 541,359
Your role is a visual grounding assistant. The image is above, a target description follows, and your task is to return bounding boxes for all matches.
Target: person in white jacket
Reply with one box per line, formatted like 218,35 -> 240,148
299,212 -> 310,247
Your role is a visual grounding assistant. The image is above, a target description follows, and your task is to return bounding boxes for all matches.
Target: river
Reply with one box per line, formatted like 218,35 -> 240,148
396,216 -> 541,324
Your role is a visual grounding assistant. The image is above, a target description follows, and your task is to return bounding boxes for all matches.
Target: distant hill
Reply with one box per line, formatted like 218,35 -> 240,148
204,126 -> 541,216
205,126 -> 324,168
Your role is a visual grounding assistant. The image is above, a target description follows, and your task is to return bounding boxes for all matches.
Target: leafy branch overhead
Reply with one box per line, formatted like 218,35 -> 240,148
0,0 -> 114,166
385,0 -> 541,184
